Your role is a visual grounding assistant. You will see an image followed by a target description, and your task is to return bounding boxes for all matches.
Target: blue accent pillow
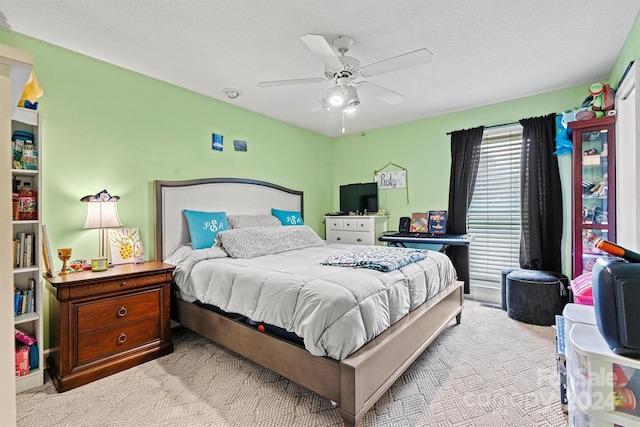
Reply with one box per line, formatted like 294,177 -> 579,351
183,210 -> 229,249
271,208 -> 304,226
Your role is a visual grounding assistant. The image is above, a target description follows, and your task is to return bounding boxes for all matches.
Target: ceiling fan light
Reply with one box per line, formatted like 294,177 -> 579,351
345,86 -> 360,107
322,85 -> 346,109
329,94 -> 344,106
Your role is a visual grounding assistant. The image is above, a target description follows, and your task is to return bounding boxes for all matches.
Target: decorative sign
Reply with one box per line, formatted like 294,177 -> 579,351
375,170 -> 406,189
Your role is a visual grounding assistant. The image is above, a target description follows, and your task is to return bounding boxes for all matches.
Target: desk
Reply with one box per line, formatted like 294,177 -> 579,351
378,232 -> 474,293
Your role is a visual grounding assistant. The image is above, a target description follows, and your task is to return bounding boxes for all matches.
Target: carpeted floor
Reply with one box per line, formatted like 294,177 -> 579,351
15,300 -> 567,426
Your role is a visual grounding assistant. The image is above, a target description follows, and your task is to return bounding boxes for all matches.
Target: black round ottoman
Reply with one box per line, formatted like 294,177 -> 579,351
500,268 -> 518,310
506,270 -> 569,326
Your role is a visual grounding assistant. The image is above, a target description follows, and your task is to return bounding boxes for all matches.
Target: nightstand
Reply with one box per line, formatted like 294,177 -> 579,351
44,261 -> 175,392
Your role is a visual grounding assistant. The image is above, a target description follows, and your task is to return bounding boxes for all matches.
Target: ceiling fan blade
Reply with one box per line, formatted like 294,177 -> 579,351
258,77 -> 327,88
300,33 -> 343,70
358,81 -> 405,105
361,48 -> 433,77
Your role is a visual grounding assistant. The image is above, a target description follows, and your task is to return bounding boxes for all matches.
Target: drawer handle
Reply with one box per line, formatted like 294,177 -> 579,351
116,333 -> 127,345
336,237 -> 342,241
357,238 -> 363,242
120,281 -> 127,287
116,306 -> 128,318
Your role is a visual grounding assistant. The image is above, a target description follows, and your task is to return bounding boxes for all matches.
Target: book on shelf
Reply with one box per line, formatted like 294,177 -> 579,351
14,285 -> 35,316
14,291 -> 22,316
13,239 -> 19,268
24,233 -> 33,267
13,232 -> 35,268
15,232 -> 25,268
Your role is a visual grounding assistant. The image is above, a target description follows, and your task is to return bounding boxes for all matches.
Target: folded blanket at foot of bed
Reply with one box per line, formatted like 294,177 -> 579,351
321,247 -> 428,272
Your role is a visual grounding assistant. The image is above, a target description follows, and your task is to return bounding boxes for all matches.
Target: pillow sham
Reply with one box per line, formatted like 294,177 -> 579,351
218,225 -> 324,259
183,209 -> 229,250
271,208 -> 304,226
227,214 -> 282,229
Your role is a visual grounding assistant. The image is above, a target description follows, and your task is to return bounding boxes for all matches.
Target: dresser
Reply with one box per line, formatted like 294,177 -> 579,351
325,215 -> 388,245
45,261 -> 174,392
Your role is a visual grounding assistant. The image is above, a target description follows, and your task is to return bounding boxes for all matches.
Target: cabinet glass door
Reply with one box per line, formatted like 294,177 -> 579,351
579,127 -> 611,275
570,116 -> 616,278
580,129 -> 609,227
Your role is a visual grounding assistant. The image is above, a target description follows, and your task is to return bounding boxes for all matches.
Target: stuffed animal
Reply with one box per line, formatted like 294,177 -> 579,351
18,70 -> 44,110
575,82 -> 615,120
554,113 -> 573,155
589,82 -> 615,112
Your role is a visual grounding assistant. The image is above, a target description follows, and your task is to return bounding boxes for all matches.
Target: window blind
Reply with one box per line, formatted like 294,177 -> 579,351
467,125 -> 522,288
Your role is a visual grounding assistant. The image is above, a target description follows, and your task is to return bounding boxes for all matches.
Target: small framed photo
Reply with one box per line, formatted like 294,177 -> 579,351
234,140 -> 247,151
41,224 -> 56,277
212,133 -> 223,151
109,228 -> 143,265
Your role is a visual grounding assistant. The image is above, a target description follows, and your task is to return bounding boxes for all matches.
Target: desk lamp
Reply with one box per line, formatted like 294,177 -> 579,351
81,190 -> 122,262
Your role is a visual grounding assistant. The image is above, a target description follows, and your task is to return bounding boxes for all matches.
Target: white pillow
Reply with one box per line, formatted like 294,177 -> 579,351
227,214 -> 282,229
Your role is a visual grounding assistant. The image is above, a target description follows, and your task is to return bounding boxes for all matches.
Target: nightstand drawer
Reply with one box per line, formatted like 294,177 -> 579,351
67,272 -> 169,300
77,289 -> 161,334
77,315 -> 161,365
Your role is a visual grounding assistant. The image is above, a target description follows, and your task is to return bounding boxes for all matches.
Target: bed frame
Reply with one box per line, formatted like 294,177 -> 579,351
154,178 -> 464,427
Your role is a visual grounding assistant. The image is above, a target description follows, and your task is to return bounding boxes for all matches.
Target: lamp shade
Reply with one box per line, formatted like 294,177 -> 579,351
83,201 -> 122,229
81,190 -> 122,259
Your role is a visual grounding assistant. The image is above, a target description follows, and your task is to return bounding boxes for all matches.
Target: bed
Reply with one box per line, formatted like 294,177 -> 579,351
154,177 -> 464,427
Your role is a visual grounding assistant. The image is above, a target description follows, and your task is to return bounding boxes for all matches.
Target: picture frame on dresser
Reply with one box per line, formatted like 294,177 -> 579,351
41,224 -> 55,277
108,228 -> 142,265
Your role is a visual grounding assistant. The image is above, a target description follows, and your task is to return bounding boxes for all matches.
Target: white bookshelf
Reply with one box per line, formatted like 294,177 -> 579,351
11,106 -> 44,393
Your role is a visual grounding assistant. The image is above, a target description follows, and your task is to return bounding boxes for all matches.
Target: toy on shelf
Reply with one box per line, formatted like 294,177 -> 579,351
575,82 -> 616,121
18,70 -> 44,110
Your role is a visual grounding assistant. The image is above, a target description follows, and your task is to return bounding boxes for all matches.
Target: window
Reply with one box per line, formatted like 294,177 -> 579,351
467,125 -> 522,288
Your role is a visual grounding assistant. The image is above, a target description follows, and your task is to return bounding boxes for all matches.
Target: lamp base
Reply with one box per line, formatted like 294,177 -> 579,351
98,228 -> 112,265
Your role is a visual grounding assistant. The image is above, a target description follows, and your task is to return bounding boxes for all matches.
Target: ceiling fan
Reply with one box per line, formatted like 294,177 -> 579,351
258,34 -> 433,111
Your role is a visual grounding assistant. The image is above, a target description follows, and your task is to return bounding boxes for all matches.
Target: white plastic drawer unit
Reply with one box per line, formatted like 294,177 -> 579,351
567,322 -> 640,427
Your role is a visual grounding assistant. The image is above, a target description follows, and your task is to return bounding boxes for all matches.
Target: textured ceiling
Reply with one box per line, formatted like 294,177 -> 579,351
1,1 -> 639,137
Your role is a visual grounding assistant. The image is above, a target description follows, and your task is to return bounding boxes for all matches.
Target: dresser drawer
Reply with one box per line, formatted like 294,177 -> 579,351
76,315 -> 161,365
77,288 -> 161,334
355,218 -> 371,232
330,231 -> 371,245
329,218 -> 343,230
341,218 -> 356,230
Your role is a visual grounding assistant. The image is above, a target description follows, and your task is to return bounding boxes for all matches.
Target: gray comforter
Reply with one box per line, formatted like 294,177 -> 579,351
168,240 -> 457,360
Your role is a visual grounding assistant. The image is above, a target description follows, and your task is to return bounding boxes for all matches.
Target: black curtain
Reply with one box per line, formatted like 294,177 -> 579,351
446,126 -> 484,294
518,114 -> 563,272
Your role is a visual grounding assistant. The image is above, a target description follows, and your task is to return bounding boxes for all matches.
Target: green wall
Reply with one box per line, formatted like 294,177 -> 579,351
609,12 -> 640,89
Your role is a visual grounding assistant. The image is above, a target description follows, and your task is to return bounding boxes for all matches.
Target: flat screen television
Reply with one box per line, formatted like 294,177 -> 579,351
339,182 -> 378,214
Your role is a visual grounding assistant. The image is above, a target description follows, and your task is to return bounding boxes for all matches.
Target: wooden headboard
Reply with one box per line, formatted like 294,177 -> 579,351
153,178 -> 303,260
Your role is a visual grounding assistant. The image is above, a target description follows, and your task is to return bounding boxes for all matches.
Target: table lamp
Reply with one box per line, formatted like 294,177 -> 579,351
81,189 -> 122,261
